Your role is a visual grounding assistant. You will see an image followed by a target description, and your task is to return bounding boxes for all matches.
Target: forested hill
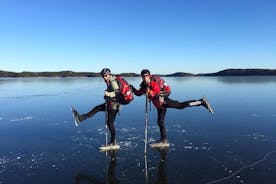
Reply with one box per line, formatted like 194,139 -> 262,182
1,69 -> 276,77
202,69 -> 276,76
0,70 -> 101,77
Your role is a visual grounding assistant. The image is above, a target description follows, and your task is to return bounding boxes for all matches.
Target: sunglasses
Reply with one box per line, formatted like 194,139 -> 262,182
103,74 -> 108,78
142,74 -> 149,78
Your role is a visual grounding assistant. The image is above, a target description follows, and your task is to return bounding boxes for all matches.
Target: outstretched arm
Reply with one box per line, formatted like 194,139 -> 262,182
130,85 -> 145,96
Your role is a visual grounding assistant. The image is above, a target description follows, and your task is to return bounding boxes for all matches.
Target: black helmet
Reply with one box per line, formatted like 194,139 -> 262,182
140,69 -> 150,76
101,68 -> 111,77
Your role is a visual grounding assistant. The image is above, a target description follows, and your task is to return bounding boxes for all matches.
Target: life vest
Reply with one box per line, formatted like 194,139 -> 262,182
116,75 -> 134,105
151,75 -> 171,96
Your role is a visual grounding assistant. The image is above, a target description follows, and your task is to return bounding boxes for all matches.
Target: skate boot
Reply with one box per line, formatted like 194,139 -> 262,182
71,107 -> 81,127
150,138 -> 169,148
100,139 -> 120,151
156,138 -> 168,144
107,139 -> 118,147
201,96 -> 214,114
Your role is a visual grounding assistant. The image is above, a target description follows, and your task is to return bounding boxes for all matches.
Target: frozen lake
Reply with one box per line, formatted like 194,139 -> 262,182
1,76 -> 276,184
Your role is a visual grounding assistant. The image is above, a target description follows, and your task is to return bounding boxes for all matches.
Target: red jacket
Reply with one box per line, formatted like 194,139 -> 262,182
133,76 -> 164,108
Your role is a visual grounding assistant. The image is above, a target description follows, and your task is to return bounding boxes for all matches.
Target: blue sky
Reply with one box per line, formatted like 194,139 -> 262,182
0,0 -> 275,74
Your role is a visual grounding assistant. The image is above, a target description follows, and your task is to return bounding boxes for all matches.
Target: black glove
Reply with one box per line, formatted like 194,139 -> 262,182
129,84 -> 136,92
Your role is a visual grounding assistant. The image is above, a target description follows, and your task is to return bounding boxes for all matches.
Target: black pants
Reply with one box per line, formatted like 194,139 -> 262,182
157,97 -> 200,140
81,103 -> 118,143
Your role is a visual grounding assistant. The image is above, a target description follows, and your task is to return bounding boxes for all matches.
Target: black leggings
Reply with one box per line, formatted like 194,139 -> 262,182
157,97 -> 200,140
157,108 -> 167,140
81,103 -> 118,142
163,96 -> 198,109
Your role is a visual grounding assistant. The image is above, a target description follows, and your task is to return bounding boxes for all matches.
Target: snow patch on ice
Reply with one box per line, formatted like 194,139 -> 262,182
10,116 -> 33,122
120,141 -> 138,149
120,128 -> 128,133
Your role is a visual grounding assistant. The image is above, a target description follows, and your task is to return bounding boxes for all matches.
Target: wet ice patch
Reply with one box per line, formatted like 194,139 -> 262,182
183,145 -> 208,150
245,132 -> 272,142
71,135 -> 98,149
172,124 -> 181,129
10,116 -> 33,122
183,140 -> 210,150
126,136 -> 140,141
250,113 -> 261,118
0,152 -> 46,176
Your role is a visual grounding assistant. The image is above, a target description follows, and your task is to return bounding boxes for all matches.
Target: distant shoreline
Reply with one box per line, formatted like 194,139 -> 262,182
1,69 -> 276,77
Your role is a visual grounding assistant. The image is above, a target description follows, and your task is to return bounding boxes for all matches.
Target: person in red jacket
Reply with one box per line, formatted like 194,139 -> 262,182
131,69 -> 214,144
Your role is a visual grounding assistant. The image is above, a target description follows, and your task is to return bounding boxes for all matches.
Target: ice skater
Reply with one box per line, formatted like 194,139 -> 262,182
131,69 -> 214,146
72,68 -> 133,149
